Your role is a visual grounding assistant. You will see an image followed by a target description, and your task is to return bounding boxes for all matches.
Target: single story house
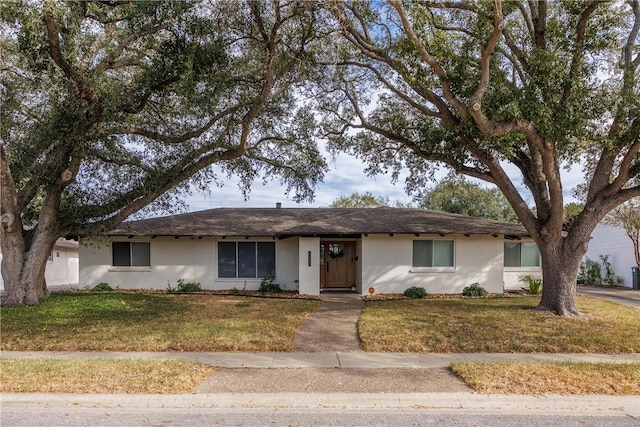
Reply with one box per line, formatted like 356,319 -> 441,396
79,206 -> 541,295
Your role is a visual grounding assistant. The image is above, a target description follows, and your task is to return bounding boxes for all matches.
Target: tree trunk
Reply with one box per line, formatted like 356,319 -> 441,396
1,228 -> 54,306
536,235 -> 589,317
1,146 -> 54,306
0,223 -> 27,306
1,146 -> 26,305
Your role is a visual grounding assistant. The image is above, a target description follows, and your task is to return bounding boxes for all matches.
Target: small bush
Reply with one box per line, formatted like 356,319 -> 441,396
177,279 -> 201,293
520,275 -> 543,294
258,277 -> 282,293
600,255 -> 623,286
92,283 -> 113,292
578,255 -> 623,286
462,283 -> 487,297
579,257 -> 602,285
167,279 -> 201,293
404,287 -> 428,299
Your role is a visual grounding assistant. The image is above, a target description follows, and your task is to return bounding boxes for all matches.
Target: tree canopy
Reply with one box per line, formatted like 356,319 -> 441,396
0,0 -> 327,305
320,0 -> 640,315
417,176 -> 518,223
327,191 -> 389,207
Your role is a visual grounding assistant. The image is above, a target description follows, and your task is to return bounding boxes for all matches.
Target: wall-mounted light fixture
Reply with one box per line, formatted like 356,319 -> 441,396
308,251 -> 312,267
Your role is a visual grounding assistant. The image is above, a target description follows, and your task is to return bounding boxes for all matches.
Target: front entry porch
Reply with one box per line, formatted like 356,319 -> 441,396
320,241 -> 356,291
297,237 -> 360,296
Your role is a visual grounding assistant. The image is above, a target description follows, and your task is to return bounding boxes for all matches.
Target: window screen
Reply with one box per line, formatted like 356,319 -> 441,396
504,242 -> 540,267
112,242 -> 150,267
238,242 -> 257,278
413,240 -> 454,267
413,240 -> 433,267
218,241 -> 276,278
504,242 -> 520,267
521,242 -> 540,267
218,242 -> 237,278
257,242 -> 276,277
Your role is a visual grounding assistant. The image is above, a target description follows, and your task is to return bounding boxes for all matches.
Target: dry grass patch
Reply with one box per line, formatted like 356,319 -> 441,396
450,362 -> 640,395
0,292 -> 320,351
0,359 -> 215,393
359,296 -> 640,353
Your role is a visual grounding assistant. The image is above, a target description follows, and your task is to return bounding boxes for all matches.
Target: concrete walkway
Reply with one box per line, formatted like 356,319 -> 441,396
293,292 -> 364,352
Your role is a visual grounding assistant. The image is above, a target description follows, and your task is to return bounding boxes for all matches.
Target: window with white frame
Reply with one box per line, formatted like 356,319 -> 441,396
504,242 -> 540,267
218,241 -> 275,278
412,240 -> 455,267
112,242 -> 150,267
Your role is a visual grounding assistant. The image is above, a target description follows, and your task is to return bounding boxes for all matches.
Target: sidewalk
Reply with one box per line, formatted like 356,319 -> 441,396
2,350 -> 640,367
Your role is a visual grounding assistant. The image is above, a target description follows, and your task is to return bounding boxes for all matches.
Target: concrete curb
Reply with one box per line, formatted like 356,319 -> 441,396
1,392 -> 638,416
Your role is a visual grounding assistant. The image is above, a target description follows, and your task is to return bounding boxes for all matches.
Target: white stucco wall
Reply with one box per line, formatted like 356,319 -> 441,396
79,236 -> 300,291
275,237 -> 300,291
585,224 -> 636,287
298,237 -> 320,296
360,234 -> 505,294
46,246 -> 79,286
78,233 -> 539,295
0,242 -> 79,289
503,267 -> 542,290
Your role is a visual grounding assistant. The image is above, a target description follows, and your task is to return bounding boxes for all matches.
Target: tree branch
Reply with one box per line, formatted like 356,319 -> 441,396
123,103 -> 245,144
388,0 -> 469,120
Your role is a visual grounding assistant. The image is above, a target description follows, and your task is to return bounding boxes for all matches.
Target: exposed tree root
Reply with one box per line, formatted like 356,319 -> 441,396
535,303 -> 584,318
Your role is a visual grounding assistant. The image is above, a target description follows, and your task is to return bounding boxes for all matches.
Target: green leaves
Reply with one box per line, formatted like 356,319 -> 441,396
3,0 -> 329,237
417,176 -> 519,223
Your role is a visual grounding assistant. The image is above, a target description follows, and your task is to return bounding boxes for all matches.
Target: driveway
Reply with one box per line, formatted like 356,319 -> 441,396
577,285 -> 640,308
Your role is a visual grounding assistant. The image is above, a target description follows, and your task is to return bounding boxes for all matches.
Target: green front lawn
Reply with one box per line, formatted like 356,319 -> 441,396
0,292 -> 320,352
358,296 -> 640,353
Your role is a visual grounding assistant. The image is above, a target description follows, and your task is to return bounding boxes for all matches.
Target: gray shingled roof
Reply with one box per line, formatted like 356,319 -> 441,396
108,207 -> 530,238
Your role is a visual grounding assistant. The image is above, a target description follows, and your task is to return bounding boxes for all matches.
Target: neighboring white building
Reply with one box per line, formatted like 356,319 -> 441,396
0,238 -> 79,289
585,223 -> 636,288
79,207 -> 541,295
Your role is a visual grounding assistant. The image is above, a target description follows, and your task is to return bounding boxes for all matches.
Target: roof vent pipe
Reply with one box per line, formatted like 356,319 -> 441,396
276,202 -> 282,209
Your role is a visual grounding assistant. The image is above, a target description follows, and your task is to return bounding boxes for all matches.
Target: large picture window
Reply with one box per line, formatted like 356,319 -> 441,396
412,240 -> 455,267
504,242 -> 540,267
112,242 -> 150,267
218,241 -> 275,278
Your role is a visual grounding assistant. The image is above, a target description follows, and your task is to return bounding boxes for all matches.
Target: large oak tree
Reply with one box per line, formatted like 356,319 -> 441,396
0,0 -> 327,305
322,0 -> 640,315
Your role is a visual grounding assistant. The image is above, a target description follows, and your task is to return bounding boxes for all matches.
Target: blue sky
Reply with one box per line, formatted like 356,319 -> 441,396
185,151 -> 585,212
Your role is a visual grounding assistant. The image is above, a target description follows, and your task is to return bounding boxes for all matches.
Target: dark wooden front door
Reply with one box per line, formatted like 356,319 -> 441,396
321,241 -> 356,288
